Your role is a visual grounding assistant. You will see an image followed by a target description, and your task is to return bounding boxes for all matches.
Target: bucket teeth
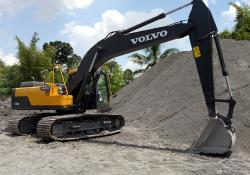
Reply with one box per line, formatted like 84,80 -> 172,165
190,118 -> 236,155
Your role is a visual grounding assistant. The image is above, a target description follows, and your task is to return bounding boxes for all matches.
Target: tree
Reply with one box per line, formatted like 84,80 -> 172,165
0,63 -> 20,95
0,60 -> 5,78
67,54 -> 81,68
102,61 -> 125,94
123,69 -> 134,85
220,3 -> 250,40
220,29 -> 233,39
0,59 -> 5,68
16,32 -> 51,82
43,41 -> 81,69
0,59 -> 6,88
129,44 -> 179,73
43,41 -> 73,64
4,65 -> 21,88
232,3 -> 250,40
160,48 -> 180,58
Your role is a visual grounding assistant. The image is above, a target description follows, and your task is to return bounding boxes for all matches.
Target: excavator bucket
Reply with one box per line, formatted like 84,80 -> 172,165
190,118 -> 236,154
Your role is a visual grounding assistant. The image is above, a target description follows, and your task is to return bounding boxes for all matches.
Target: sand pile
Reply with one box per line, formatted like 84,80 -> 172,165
110,39 -> 250,153
0,98 -> 11,130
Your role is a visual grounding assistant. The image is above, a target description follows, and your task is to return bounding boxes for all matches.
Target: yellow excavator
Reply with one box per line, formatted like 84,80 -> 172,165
8,0 -> 236,154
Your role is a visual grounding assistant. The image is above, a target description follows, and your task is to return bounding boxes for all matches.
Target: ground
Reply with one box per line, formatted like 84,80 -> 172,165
0,125 -> 250,175
1,40 -> 250,174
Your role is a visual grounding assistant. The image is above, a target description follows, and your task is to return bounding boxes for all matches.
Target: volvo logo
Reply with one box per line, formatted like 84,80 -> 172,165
130,30 -> 168,45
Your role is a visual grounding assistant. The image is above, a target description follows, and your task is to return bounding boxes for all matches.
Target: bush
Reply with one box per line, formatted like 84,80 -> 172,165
220,3 -> 250,40
0,88 -> 11,96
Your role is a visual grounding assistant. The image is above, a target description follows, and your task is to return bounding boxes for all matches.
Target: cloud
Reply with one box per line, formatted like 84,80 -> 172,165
202,0 -> 217,6
243,0 -> 250,5
123,60 -> 145,71
203,0 -> 208,6
63,0 -> 94,10
0,0 -> 34,18
222,1 -> 241,24
61,9 -> 192,70
0,0 -> 94,21
0,49 -> 18,66
61,9 -> 129,49
61,8 -> 189,54
34,0 -> 94,21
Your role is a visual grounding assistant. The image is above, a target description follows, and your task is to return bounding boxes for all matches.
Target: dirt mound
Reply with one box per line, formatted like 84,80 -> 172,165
110,39 -> 250,153
0,98 -> 39,131
0,98 -> 11,130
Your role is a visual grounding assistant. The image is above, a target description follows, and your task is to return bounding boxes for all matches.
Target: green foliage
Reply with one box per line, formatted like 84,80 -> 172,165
220,3 -> 250,40
220,29 -> 233,39
102,61 -> 125,94
42,41 -> 80,83
16,32 -> 51,82
43,41 -> 73,64
43,41 -> 81,69
232,3 -> 250,40
129,44 -> 179,73
0,60 -> 6,92
0,59 -> 5,68
0,59 -> 5,80
123,69 -> 134,85
4,65 -> 21,88
0,33 -> 83,95
0,64 -> 20,95
160,48 -> 180,59
43,44 -> 56,62
0,88 -> 11,96
67,54 -> 81,68
42,66 -> 69,84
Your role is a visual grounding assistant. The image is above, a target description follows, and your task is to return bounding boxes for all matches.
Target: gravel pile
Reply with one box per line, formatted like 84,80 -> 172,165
110,39 -> 250,153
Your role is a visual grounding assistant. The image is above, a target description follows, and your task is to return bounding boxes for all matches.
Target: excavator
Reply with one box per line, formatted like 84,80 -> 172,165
8,0 -> 236,154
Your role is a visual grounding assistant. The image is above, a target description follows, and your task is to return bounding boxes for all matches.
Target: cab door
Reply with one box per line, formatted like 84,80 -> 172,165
96,72 -> 111,112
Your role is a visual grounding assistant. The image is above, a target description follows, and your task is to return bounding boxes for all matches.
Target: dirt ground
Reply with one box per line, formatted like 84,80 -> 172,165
0,39 -> 250,175
0,127 -> 250,175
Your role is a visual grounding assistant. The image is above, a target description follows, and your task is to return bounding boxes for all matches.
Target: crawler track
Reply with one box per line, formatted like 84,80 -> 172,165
7,113 -> 125,141
7,113 -> 56,135
37,114 -> 125,141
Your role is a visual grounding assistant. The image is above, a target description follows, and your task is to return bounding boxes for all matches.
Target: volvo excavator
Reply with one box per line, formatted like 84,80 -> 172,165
8,0 -> 236,154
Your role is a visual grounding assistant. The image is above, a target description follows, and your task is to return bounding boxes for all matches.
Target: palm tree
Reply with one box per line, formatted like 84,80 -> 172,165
129,44 -> 179,74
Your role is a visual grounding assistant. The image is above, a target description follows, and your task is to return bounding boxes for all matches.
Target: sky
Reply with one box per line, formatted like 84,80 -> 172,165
0,0 -> 247,70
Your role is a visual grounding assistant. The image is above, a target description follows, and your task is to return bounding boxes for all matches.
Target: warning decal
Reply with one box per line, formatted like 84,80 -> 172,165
193,46 -> 201,58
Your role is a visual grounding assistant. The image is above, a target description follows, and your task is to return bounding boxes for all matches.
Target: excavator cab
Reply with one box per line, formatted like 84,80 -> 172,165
78,71 -> 111,112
